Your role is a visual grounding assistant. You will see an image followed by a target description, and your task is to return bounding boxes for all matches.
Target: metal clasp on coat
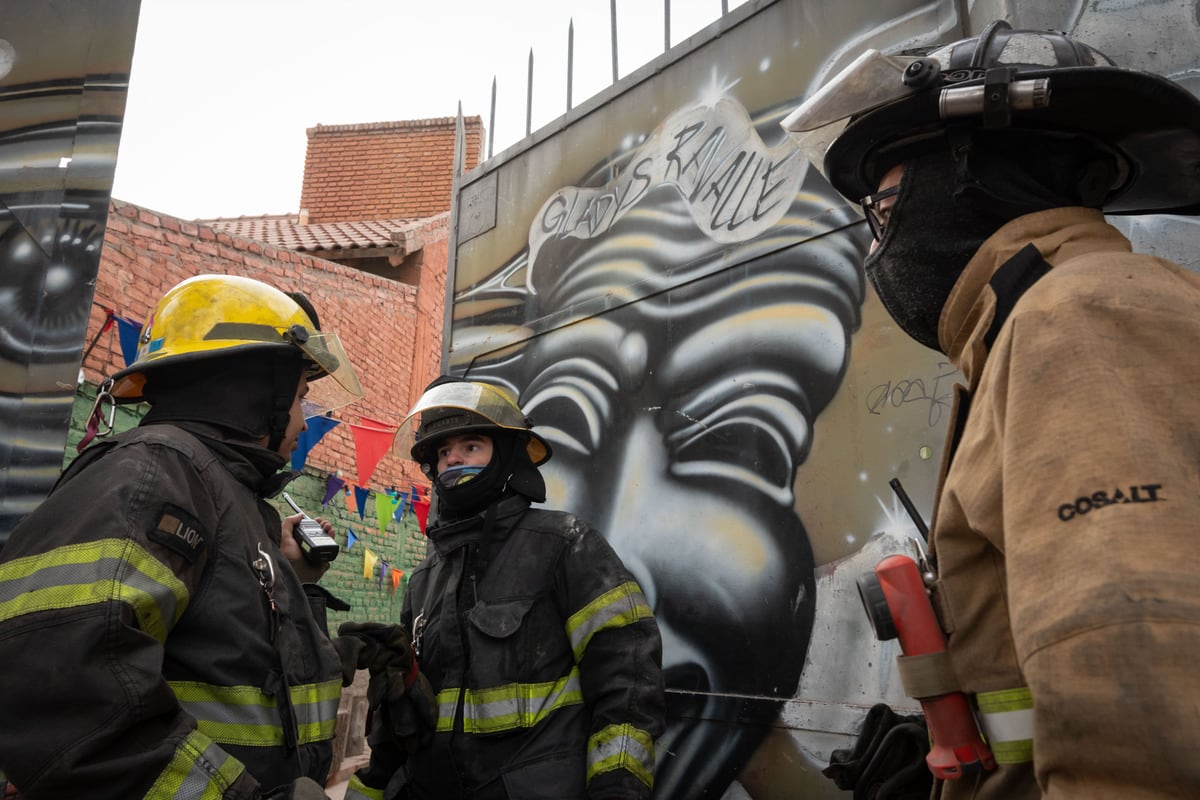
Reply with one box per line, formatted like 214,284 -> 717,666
252,542 -> 280,641
411,609 -> 426,659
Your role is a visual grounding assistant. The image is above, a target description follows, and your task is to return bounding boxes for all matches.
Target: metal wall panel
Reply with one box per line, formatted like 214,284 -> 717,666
0,0 -> 140,544
445,1 -> 1200,796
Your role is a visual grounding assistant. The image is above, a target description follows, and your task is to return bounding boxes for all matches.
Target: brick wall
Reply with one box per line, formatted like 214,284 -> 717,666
300,117 -> 483,222
79,199 -> 449,620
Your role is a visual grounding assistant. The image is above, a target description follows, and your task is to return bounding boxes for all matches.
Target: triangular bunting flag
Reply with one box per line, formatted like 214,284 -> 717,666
375,492 -> 400,535
323,474 -> 346,506
345,485 -> 356,513
346,527 -> 357,550
363,547 -> 378,579
115,316 -> 143,367
412,491 -> 431,535
353,486 -> 370,520
391,569 -> 404,591
349,420 -> 397,488
292,416 -> 340,472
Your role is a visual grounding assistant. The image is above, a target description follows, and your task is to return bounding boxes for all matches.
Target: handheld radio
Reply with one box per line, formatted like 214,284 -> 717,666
282,492 -> 340,563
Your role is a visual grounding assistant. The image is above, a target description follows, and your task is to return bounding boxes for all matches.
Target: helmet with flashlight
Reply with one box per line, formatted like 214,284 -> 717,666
781,20 -> 1200,214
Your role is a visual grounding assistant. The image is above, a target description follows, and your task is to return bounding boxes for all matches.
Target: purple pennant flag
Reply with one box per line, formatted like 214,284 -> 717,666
353,486 -> 370,520
292,416 -> 340,472
322,473 -> 346,506
115,316 -> 143,366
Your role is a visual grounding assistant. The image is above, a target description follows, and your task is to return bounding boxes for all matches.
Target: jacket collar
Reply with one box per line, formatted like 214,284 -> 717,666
938,207 -> 1131,387
144,420 -> 296,497
426,494 -> 532,555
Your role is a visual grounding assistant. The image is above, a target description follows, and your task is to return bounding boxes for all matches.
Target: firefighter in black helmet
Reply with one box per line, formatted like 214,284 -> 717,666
0,274 -> 363,800
342,376 -> 666,800
784,20 -> 1200,800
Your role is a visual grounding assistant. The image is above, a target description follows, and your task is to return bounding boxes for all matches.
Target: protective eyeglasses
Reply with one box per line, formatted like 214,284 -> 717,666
860,184 -> 900,241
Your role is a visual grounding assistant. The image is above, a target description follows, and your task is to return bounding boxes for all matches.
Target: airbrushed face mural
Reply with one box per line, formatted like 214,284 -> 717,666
453,94 -> 877,796
0,1 -> 139,545
445,0 -> 1200,797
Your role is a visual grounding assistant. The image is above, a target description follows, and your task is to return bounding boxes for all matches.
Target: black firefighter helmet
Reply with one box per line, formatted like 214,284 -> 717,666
781,20 -> 1200,215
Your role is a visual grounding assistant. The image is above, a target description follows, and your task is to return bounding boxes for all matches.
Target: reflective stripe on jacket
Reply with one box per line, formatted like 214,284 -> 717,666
930,207 -> 1200,799
0,423 -> 342,799
394,495 -> 665,799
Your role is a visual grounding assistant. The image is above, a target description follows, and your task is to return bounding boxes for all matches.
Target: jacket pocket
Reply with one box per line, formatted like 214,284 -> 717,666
464,597 -> 540,683
467,598 -> 535,638
501,751 -> 586,799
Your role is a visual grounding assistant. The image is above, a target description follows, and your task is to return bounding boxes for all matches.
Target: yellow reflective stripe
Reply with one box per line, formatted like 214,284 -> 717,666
588,722 -> 656,788
344,774 -> 386,800
169,679 -> 340,746
146,729 -> 246,799
976,686 -> 1034,765
566,581 -> 653,662
439,668 -> 585,734
0,539 -> 189,642
434,687 -> 461,733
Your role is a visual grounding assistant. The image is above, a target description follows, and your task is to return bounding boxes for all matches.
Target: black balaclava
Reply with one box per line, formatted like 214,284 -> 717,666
141,349 -> 306,454
431,429 -> 547,520
863,131 -> 1116,353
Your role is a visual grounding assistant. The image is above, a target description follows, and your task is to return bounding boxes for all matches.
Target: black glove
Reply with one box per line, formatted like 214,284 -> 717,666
823,703 -> 933,800
263,777 -> 330,799
335,622 -> 437,755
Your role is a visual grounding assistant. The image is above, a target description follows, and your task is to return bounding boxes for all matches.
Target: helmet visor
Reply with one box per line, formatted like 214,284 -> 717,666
781,49 -> 926,178
297,330 -> 364,416
395,381 -> 549,465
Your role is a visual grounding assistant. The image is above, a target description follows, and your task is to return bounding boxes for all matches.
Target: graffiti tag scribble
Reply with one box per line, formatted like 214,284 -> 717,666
865,364 -> 958,427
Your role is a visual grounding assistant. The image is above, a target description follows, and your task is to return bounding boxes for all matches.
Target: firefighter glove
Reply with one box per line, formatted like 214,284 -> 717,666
335,621 -> 437,754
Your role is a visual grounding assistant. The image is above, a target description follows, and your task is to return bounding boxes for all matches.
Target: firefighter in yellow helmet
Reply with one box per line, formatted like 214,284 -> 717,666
783,20 -> 1200,800
0,274 -> 363,800
341,376 -> 666,800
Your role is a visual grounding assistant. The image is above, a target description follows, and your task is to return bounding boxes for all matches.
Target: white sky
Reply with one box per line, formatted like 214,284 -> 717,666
111,0 -> 750,221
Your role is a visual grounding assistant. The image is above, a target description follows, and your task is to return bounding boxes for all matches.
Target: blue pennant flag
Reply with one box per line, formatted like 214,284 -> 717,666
115,316 -> 143,367
292,416 -> 340,472
353,485 -> 370,520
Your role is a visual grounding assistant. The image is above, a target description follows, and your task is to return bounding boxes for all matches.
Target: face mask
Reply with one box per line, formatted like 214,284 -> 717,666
862,151 -> 1001,353
437,464 -> 485,489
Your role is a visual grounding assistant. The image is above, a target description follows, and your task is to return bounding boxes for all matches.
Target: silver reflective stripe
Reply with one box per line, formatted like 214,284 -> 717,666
434,688 -> 460,732
454,668 -> 584,734
566,581 -> 653,662
170,679 -> 340,746
976,686 -> 1034,765
0,539 -> 188,642
147,729 -> 246,799
588,722 -> 656,788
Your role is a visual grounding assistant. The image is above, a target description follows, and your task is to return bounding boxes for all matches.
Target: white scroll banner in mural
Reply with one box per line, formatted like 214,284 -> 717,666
526,96 -> 807,291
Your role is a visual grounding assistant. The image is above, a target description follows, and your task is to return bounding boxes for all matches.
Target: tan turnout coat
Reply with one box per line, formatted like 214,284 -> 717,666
926,207 -> 1200,799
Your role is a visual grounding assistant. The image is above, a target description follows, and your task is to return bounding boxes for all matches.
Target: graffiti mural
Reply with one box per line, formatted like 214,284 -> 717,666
444,1 -> 1200,796
0,0 -> 140,544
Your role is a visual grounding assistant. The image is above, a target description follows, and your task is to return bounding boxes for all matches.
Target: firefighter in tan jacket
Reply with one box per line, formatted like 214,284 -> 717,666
783,20 -> 1200,800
